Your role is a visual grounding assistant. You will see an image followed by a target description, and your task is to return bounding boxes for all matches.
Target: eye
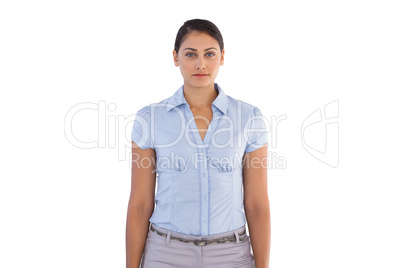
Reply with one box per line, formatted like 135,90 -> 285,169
185,53 -> 195,57
206,52 -> 215,57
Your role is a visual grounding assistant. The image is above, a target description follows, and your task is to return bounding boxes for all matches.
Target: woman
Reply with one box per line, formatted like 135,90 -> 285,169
126,19 -> 271,268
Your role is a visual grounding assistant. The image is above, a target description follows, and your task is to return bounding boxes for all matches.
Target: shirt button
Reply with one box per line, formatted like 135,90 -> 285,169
202,221 -> 207,226
203,196 -> 207,201
202,172 -> 206,176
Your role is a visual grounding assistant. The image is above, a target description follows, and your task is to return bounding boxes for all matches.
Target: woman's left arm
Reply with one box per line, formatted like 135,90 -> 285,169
243,142 -> 271,268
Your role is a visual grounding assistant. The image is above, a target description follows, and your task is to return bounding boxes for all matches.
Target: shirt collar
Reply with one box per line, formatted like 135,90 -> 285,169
166,83 -> 228,115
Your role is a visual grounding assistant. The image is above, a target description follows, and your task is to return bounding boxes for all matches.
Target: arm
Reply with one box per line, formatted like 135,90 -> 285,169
126,141 -> 156,268
243,142 -> 271,268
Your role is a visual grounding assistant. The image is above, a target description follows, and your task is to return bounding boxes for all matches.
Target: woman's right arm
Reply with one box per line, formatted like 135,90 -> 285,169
126,141 -> 156,268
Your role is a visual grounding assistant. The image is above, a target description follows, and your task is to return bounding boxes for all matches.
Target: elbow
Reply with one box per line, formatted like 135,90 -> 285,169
244,205 -> 270,214
244,199 -> 270,214
127,203 -> 155,220
128,198 -> 155,216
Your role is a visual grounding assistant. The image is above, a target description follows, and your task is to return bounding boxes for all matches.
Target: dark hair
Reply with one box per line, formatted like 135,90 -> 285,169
174,19 -> 224,54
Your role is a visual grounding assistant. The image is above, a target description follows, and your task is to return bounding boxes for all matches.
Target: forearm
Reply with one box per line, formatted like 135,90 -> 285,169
245,205 -> 271,268
126,205 -> 154,268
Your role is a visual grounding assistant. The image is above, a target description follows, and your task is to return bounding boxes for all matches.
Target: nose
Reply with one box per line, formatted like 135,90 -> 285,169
196,57 -> 206,70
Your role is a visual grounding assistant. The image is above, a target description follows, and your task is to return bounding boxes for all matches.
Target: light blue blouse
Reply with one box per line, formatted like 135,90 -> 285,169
131,83 -> 268,236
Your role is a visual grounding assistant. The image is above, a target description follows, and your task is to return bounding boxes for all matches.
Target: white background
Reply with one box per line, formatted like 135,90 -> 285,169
1,0 -> 401,267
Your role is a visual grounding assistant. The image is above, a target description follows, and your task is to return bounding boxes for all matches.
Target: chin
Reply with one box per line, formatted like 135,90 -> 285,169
193,80 -> 212,87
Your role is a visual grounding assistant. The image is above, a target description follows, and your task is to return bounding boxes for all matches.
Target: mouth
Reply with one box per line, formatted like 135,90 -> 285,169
193,74 -> 209,77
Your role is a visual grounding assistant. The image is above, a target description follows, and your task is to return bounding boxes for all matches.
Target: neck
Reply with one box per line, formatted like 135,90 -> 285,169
182,82 -> 218,110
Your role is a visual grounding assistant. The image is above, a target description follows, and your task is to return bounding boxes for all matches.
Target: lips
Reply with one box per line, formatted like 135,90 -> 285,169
193,74 -> 208,77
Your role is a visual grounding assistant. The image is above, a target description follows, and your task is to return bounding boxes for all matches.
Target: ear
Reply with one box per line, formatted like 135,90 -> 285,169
220,48 -> 225,66
173,49 -> 179,67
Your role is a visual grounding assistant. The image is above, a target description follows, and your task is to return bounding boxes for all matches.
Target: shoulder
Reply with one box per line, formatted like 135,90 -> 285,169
226,94 -> 263,117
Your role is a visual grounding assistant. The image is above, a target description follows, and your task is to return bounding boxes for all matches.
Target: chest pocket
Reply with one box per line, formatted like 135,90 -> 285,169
209,158 -> 236,176
155,156 -> 186,174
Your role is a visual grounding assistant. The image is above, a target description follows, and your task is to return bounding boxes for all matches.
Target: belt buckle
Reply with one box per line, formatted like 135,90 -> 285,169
193,239 -> 207,246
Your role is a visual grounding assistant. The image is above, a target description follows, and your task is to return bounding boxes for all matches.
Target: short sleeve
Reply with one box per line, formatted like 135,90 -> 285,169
245,106 -> 268,153
131,105 -> 154,149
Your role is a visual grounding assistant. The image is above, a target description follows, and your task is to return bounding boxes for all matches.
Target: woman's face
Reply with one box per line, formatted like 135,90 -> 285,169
173,31 -> 224,89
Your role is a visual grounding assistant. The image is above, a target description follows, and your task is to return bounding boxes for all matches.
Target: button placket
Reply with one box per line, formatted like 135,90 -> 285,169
200,145 -> 209,234
184,107 -> 221,236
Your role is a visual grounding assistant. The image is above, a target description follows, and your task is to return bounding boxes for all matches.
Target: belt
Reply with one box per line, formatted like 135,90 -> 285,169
150,225 -> 247,246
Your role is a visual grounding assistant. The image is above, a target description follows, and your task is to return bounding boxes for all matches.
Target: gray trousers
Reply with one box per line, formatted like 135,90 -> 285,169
140,223 -> 255,268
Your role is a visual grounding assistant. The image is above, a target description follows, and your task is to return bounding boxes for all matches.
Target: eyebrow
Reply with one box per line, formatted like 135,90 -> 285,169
183,47 -> 218,51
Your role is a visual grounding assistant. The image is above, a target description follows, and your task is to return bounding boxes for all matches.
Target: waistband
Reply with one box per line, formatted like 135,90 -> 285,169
149,223 -> 247,241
